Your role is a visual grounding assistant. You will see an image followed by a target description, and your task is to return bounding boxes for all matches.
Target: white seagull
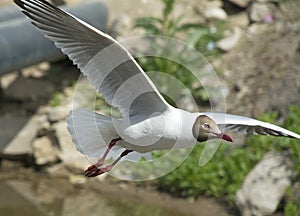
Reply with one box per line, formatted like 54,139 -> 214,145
15,0 -> 300,177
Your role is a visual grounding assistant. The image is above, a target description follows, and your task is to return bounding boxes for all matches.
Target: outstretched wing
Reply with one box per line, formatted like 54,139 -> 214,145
198,112 -> 300,166
14,0 -> 170,116
205,113 -> 300,139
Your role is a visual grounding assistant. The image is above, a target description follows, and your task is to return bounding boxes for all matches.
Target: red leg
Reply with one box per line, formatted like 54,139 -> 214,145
84,137 -> 122,175
85,149 -> 133,177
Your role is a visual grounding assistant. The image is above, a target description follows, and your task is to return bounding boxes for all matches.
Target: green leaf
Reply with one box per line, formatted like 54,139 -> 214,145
134,17 -> 164,35
186,29 -> 207,47
177,23 -> 207,32
134,23 -> 161,35
162,0 -> 176,18
135,16 -> 163,25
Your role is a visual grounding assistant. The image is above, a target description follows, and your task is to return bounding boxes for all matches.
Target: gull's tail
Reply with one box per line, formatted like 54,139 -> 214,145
66,108 -> 152,161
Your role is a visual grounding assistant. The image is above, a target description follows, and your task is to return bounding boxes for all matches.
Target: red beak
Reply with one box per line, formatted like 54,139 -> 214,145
216,133 -> 233,142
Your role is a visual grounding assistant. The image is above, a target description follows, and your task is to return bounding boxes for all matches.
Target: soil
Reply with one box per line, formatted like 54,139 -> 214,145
222,22 -> 300,118
0,161 -> 233,216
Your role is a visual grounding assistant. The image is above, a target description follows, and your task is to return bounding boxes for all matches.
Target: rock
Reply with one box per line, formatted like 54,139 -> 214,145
217,28 -> 242,51
204,7 -> 228,20
228,12 -> 249,27
53,121 -> 90,173
2,113 -> 48,155
48,105 -> 70,122
21,62 -> 49,78
4,76 -> 54,101
36,106 -> 51,115
46,163 -> 72,178
0,115 -> 28,152
37,122 -> 51,137
68,174 -> 87,185
0,71 -> 18,90
235,151 -> 294,216
194,1 -> 227,21
63,86 -> 74,98
53,121 -> 107,181
247,23 -> 268,36
249,3 -> 276,23
227,0 -> 251,8
32,136 -> 58,165
200,0 -> 223,9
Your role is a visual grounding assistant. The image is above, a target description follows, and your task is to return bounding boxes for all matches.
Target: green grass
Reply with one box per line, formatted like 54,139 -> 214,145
156,105 -> 300,208
285,200 -> 300,216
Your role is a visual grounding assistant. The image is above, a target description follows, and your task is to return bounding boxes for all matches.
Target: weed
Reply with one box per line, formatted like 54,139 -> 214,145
49,92 -> 63,107
157,105 -> 300,207
134,0 -> 225,104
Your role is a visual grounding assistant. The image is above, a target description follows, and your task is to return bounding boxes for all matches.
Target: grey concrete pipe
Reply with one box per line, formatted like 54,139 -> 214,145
0,1 -> 108,75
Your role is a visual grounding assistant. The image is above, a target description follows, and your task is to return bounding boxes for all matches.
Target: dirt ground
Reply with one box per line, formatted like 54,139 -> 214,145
0,161 -> 233,216
222,22 -> 300,118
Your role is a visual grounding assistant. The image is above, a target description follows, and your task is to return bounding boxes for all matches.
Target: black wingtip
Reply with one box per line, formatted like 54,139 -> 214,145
14,0 -> 71,20
14,0 -> 25,9
14,0 -> 57,9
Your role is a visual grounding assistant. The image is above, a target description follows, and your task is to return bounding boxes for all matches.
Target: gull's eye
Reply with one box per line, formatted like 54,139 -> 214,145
202,123 -> 210,129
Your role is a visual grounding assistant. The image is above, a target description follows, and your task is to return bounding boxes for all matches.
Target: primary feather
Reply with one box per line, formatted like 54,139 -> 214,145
14,0 -> 169,117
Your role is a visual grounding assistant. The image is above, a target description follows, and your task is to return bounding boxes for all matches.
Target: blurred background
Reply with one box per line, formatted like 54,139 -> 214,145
0,0 -> 300,215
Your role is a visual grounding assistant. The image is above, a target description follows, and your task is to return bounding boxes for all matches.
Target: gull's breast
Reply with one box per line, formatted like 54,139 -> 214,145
116,108 -> 198,152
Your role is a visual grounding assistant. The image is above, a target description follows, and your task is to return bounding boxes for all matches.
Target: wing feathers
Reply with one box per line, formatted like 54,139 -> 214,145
205,113 -> 300,139
15,0 -> 169,117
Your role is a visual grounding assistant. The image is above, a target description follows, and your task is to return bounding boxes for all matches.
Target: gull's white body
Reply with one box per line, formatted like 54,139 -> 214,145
15,0 -> 300,162
116,107 -> 199,152
69,106 -> 199,159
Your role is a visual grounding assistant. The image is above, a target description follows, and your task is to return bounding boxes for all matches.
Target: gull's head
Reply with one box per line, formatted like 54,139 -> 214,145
192,115 -> 233,143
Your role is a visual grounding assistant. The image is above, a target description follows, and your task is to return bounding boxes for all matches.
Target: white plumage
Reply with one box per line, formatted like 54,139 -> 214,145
15,0 -> 300,176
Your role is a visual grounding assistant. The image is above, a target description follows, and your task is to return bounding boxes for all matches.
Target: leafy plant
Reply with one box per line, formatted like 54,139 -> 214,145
284,187 -> 300,216
134,0 -> 225,104
134,0 -> 224,52
49,92 -> 63,107
284,199 -> 300,216
157,105 -> 300,206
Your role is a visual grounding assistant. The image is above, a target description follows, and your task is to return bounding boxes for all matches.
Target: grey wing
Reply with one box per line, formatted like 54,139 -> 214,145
205,113 -> 300,139
15,0 -> 170,116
